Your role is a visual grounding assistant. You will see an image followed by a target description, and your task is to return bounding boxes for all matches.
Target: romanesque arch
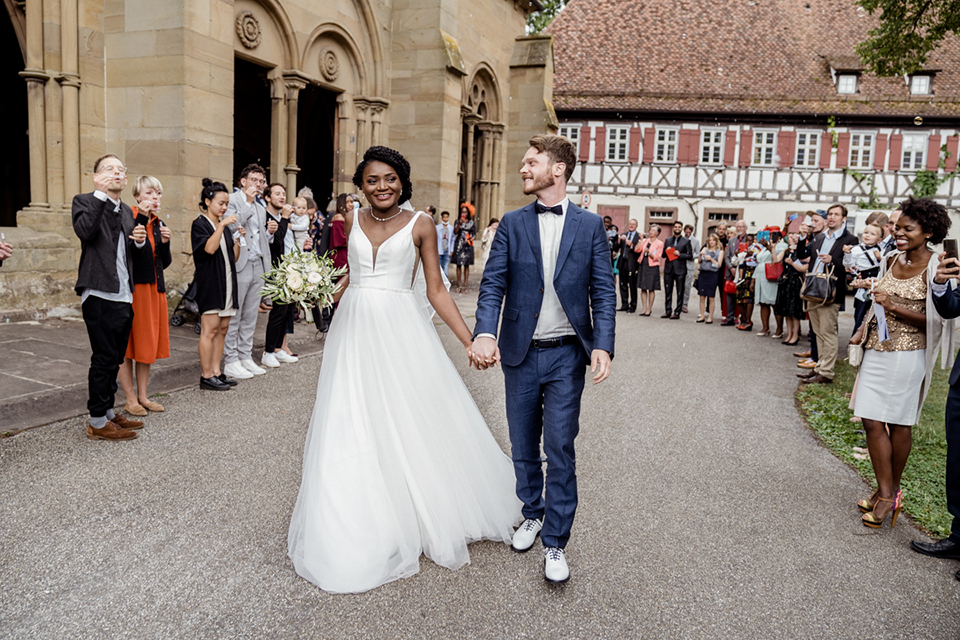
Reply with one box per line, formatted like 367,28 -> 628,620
460,63 -> 505,227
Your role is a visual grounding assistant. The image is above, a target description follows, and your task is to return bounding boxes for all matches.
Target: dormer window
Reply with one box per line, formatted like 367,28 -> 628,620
909,74 -> 932,95
837,74 -> 859,95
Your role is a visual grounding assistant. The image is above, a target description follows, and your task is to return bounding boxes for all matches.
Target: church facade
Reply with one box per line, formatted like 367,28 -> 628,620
0,0 -> 556,313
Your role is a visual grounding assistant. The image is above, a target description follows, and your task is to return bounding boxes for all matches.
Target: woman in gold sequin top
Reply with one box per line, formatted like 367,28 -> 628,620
850,197 -> 953,529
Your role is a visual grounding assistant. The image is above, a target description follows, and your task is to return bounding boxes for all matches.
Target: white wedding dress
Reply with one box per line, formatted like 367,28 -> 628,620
287,211 -> 521,593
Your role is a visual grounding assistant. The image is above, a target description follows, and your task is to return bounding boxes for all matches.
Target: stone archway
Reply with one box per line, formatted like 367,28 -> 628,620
460,65 -> 505,229
2,1 -> 29,227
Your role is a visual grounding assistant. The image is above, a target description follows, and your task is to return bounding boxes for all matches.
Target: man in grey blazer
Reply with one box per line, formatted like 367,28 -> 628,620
223,164 -> 272,380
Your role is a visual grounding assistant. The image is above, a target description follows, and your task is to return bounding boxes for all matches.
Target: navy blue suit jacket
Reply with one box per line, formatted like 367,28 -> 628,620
933,282 -> 960,386
474,202 -> 617,367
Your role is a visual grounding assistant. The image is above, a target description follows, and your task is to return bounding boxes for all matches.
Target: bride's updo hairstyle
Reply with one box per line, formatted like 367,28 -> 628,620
198,178 -> 228,210
352,146 -> 413,205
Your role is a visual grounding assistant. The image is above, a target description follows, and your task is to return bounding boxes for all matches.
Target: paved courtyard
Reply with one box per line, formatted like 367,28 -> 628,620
2,292 -> 958,639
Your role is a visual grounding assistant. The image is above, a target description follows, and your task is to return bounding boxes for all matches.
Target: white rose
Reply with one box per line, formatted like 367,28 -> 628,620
287,273 -> 304,291
307,272 -> 322,284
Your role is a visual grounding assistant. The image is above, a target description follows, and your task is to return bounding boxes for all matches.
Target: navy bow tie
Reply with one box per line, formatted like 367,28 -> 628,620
535,202 -> 563,216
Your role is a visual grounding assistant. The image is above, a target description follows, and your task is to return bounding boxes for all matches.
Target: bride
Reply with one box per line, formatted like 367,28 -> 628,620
287,146 -> 521,593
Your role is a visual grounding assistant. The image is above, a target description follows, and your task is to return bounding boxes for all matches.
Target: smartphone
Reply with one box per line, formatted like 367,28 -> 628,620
944,238 -> 958,261
757,230 -> 770,242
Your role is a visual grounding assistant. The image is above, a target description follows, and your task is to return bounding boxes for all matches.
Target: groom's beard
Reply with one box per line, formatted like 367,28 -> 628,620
522,171 -> 555,195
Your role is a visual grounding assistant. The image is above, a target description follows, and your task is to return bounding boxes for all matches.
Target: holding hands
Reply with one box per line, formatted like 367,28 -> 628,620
469,336 -> 501,370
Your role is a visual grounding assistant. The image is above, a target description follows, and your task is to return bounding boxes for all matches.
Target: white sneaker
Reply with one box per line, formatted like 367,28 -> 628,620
223,361 -> 253,380
275,350 -> 298,363
543,547 -> 570,583
511,518 -> 542,552
240,359 -> 266,375
261,352 -> 281,368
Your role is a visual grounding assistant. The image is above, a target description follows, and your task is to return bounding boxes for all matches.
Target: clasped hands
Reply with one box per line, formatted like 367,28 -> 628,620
466,336 -> 612,384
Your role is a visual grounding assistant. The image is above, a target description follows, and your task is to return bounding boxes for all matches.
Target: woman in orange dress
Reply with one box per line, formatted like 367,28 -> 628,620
119,176 -> 172,415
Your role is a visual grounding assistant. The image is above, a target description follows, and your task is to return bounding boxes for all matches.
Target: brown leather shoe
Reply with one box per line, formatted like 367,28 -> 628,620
801,374 -> 833,384
793,349 -> 812,358
796,370 -> 817,379
797,359 -> 818,369
87,421 -> 138,441
141,400 -> 165,412
111,414 -> 144,430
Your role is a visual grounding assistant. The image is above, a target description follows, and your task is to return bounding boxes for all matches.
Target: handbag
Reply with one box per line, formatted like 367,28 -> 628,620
764,262 -> 784,281
848,322 -> 869,367
800,265 -> 837,305
724,279 -> 737,295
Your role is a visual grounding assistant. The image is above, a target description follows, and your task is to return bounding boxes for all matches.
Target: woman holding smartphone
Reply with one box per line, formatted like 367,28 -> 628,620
851,197 -> 953,529
191,179 -> 243,391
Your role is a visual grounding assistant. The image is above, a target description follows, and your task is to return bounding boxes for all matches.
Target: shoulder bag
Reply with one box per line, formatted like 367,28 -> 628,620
800,264 -> 837,305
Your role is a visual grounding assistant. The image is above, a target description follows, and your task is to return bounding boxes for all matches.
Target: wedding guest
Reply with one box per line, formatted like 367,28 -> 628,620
716,222 -> 729,320
617,219 -> 642,313
425,204 -> 437,221
73,154 -> 146,440
795,211 -> 827,369
775,231 -> 807,346
452,202 -> 476,293
329,198 -> 348,272
661,221 -> 692,319
799,204 -> 859,384
696,233 -> 722,323
480,217 -> 499,268
192,179 -> 241,390
119,176 -> 172,416
223,164 -> 270,381
262,183 -> 299,368
735,232 -> 760,331
289,196 -> 312,250
851,197 -> 951,529
637,225 -> 663,316
843,223 -> 884,334
723,220 -> 747,325
604,216 -> 619,266
918,216 -> 960,571
880,209 -> 902,255
752,229 -> 786,338
436,210 -> 455,276
682,224 -> 700,313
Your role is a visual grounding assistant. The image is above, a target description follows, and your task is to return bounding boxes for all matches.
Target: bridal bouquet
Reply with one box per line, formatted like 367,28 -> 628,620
261,251 -> 347,314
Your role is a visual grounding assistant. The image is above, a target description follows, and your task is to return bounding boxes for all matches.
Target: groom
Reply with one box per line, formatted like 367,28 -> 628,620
471,134 -> 617,583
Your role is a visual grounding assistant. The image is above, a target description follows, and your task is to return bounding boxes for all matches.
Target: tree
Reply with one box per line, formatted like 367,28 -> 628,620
526,0 -> 567,34
856,0 -> 960,76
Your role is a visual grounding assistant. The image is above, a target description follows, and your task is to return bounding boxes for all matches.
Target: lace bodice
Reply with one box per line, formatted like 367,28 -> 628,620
348,212 -> 423,291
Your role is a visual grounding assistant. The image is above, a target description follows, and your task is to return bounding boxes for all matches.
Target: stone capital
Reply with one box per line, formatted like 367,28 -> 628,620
57,72 -> 82,88
19,68 -> 51,84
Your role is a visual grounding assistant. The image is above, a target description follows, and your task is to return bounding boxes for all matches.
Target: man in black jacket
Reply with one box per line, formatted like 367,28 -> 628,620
616,219 -> 641,312
915,244 -> 960,581
799,204 -> 858,385
72,154 -> 148,440
662,221 -> 692,319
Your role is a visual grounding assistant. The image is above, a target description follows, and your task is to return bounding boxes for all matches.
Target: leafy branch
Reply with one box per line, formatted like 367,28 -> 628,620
844,168 -> 883,209
912,143 -> 958,199
855,0 -> 960,76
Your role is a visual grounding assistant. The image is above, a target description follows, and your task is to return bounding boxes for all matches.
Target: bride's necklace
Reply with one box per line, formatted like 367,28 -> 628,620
370,207 -> 402,223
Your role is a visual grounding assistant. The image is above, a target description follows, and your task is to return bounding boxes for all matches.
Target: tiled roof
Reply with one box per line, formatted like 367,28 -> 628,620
547,0 -> 960,117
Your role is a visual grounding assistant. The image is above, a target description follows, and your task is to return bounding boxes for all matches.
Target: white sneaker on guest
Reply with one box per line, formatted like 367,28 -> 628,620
543,547 -> 570,583
511,518 -> 542,552
275,350 -> 298,363
261,352 -> 281,368
223,361 -> 254,380
240,359 -> 266,375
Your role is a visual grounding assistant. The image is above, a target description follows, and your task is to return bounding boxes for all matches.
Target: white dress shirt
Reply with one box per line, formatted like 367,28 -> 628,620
533,198 -> 575,340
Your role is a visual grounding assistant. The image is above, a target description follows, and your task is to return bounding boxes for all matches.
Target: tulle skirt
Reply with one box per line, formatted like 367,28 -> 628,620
287,284 -> 521,593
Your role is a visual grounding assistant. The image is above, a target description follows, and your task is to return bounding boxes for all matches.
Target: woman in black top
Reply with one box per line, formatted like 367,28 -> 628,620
191,178 -> 243,391
451,202 -> 477,293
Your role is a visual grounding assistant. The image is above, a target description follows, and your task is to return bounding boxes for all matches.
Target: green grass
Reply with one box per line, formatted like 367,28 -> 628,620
797,357 -> 952,537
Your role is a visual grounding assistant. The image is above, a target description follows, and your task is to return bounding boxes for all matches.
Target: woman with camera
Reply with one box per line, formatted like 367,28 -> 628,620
851,197 -> 953,529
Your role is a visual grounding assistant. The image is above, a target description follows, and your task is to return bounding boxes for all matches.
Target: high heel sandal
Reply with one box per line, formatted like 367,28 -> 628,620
857,489 -> 879,514
862,491 -> 903,529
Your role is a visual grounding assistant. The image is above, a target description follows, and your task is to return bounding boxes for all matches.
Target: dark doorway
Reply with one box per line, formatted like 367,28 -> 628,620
3,16 -> 30,227
296,85 -> 337,211
233,57 -> 272,185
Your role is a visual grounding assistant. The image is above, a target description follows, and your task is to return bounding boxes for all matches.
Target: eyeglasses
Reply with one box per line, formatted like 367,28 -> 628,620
98,165 -> 127,175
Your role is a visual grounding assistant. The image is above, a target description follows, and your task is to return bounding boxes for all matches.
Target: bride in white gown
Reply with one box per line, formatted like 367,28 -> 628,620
287,147 -> 521,593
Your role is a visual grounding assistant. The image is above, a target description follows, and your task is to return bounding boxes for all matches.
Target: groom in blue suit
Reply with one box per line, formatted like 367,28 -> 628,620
471,134 -> 617,583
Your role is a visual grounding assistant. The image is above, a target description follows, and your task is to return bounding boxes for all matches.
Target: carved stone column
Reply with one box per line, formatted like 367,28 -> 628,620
20,0 -> 48,208
369,104 -> 383,147
490,125 -> 504,223
59,0 -> 81,200
354,99 -> 370,156
336,94 -> 354,190
283,74 -> 308,196
463,113 -> 480,206
477,123 -> 494,226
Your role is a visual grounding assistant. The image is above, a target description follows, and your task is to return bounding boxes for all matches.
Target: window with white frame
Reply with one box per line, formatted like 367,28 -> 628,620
700,129 -> 724,165
795,131 -> 820,168
558,125 -> 580,156
910,75 -> 932,95
752,130 -> 777,166
606,126 -> 629,162
655,128 -> 678,163
901,134 -> 927,171
848,132 -> 875,169
837,74 -> 859,95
